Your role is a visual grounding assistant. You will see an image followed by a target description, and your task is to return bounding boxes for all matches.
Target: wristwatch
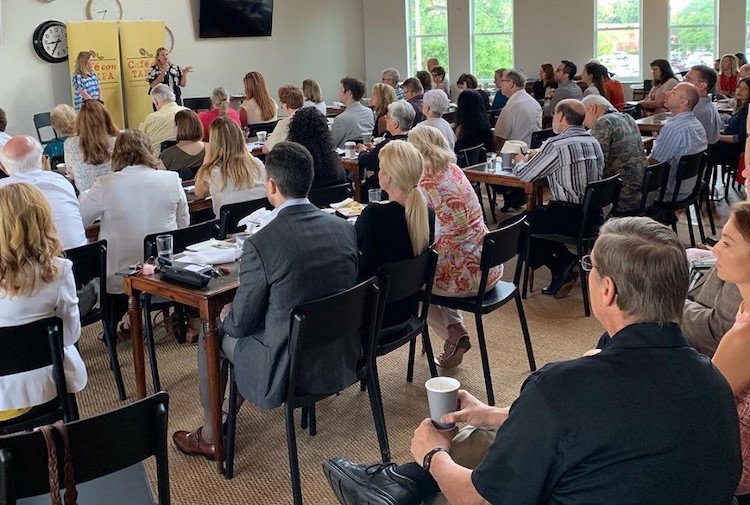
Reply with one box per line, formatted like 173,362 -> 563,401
422,447 -> 448,471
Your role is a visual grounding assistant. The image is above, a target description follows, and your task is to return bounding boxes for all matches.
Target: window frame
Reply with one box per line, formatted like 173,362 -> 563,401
594,0 -> 643,82
470,0 -> 514,82
406,0 -> 449,77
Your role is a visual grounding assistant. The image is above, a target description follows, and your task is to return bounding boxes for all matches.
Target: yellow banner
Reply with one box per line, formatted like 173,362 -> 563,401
119,21 -> 165,129
67,21 -> 124,128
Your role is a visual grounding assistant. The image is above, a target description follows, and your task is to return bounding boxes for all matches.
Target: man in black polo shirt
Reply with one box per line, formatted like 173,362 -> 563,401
324,217 -> 741,505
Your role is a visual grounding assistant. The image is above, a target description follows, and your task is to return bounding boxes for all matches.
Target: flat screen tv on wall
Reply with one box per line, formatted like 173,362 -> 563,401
199,0 -> 274,38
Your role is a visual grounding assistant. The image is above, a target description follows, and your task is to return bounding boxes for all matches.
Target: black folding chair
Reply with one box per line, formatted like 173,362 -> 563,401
160,140 -> 178,153
216,198 -> 272,239
33,112 -> 58,146
457,143 -> 492,222
224,278 -> 389,505
523,174 -> 622,317
246,120 -> 279,138
610,162 -> 669,217
0,392 -> 170,505
183,97 -> 212,112
142,221 -> 216,391
0,317 -> 77,435
530,128 -> 556,149
308,183 -> 353,208
429,215 -> 536,406
65,240 -> 126,401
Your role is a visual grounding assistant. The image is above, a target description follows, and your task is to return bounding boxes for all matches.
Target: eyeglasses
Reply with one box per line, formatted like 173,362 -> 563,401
580,255 -> 597,272
500,79 -> 512,83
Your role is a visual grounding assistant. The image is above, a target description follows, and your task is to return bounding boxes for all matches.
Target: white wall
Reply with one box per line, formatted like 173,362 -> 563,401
0,0 -> 366,136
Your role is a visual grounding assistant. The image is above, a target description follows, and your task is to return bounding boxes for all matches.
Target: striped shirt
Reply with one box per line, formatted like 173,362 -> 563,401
395,86 -> 405,100
515,125 -> 604,204
72,72 -> 101,112
651,111 -> 707,200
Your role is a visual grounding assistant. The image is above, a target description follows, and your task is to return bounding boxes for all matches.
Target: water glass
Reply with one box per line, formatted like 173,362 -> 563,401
368,188 -> 382,203
486,152 -> 497,172
257,131 -> 267,143
362,132 -> 373,144
156,234 -> 173,262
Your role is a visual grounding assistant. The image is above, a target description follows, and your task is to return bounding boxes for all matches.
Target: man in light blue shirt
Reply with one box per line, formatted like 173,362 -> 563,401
649,82 -> 707,200
684,65 -> 722,144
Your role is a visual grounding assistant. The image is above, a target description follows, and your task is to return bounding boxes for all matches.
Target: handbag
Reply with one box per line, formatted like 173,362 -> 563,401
159,265 -> 212,289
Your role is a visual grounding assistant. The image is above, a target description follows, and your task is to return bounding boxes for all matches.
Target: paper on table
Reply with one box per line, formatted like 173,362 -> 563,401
174,248 -> 240,266
329,198 -> 354,209
238,207 -> 274,234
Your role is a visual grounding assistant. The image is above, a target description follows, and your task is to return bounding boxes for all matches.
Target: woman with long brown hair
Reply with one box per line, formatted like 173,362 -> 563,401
533,63 -> 557,100
639,59 -> 678,115
240,71 -> 278,126
63,99 -> 118,192
195,117 -> 266,216
370,82 -> 398,137
0,183 -> 87,421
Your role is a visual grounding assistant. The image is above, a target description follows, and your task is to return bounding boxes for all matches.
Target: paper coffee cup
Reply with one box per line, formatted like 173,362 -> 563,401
425,377 -> 460,430
257,131 -> 267,142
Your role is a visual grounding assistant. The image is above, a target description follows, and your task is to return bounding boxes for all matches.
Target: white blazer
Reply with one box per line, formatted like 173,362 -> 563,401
79,165 -> 190,294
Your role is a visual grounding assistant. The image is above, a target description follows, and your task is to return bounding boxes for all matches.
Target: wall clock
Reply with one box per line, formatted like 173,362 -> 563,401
86,0 -> 123,21
32,20 -> 68,63
165,25 -> 174,52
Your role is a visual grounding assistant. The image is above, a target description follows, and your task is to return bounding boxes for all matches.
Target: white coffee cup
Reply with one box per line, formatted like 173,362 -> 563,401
344,141 -> 356,159
257,131 -> 267,143
425,377 -> 460,430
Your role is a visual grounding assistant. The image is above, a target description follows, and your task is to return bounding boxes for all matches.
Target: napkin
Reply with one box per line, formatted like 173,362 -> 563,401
175,248 -> 240,266
329,198 -> 354,209
238,207 -> 274,234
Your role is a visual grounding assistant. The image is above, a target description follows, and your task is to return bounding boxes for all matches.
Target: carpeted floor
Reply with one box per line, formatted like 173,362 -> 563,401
73,189 -> 738,505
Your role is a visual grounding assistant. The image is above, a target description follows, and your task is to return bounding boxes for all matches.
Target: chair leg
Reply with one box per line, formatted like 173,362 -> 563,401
704,191 -> 716,235
224,365 -> 238,479
102,314 -> 127,401
175,304 -> 187,344
514,292 -> 536,371
365,361 -> 391,463
580,262 -> 591,317
485,184 -> 497,224
406,339 -> 416,382
300,406 -> 308,430
685,206 -> 696,248
474,313 -> 495,406
308,404 -> 317,437
695,203 -> 706,244
284,404 -> 304,505
422,327 -> 438,378
143,296 -> 161,392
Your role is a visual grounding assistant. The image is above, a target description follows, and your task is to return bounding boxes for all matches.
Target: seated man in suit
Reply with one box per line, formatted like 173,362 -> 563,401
173,141 -> 359,459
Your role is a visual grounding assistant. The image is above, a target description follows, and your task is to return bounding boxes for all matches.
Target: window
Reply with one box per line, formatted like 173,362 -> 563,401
595,0 -> 641,80
407,0 -> 449,76
669,0 -> 717,73
471,0 -> 513,81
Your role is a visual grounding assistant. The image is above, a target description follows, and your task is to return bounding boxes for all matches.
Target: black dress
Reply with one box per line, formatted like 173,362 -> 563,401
355,202 -> 435,328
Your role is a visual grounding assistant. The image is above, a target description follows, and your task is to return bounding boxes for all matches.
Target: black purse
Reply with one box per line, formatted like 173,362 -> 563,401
159,265 -> 212,289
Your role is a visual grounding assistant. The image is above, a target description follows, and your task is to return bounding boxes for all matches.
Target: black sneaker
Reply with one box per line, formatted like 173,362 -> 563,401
323,458 -> 421,505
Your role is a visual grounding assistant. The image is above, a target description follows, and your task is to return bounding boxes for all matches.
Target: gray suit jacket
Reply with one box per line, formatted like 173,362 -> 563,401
221,203 -> 358,409
682,265 -> 742,357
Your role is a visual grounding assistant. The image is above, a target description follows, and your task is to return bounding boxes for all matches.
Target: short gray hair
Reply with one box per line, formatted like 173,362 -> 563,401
211,86 -> 230,106
423,89 -> 449,116
388,100 -> 416,131
593,217 -> 689,325
0,137 -> 43,174
383,67 -> 400,82
505,69 -> 526,88
151,83 -> 176,104
582,94 -> 615,111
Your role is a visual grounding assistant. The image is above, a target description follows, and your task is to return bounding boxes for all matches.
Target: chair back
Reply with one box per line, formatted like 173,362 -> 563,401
0,317 -> 74,433
665,151 -> 706,204
0,392 -> 170,505
143,221 -> 216,260
246,120 -> 279,138
65,240 -> 108,325
160,140 -> 178,153
183,97 -> 212,112
643,79 -> 653,93
217,198 -> 272,239
479,214 -> 528,293
579,174 -> 622,243
33,112 -> 58,145
457,143 -> 486,168
530,128 -> 556,149
488,108 -> 502,125
286,278 -> 380,408
638,162 -> 669,213
308,183 -> 352,208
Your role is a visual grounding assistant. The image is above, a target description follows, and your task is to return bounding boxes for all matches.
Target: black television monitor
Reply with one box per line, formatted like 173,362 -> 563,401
199,0 -> 274,38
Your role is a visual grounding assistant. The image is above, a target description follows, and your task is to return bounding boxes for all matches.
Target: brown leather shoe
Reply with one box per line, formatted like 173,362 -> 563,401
173,427 -> 216,460
435,335 -> 471,368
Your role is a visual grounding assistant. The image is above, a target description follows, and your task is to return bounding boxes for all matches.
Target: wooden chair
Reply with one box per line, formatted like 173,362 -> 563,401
224,278 -> 389,505
429,214 -> 536,405
0,392 -> 170,505
0,317 -> 78,436
65,240 -> 126,401
216,198 -> 272,239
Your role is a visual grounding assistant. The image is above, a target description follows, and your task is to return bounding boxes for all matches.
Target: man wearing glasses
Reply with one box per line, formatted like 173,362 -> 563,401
382,67 -> 405,100
684,65 -> 722,144
543,60 -> 582,119
324,217 -> 741,505
493,69 -> 542,152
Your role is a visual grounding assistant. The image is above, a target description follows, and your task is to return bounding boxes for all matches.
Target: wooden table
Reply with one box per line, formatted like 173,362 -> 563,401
326,106 -> 344,117
641,136 -> 654,155
341,157 -> 362,202
123,261 -> 240,474
636,112 -> 669,134
462,163 -> 545,209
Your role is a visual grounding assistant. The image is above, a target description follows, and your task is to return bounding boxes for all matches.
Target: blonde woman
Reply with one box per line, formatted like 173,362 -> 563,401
63,99 -> 118,192
240,71 -> 278,126
371,82 -> 398,137
147,47 -> 193,106
718,54 -> 740,98
72,50 -> 100,111
198,86 -> 241,141
0,183 -> 87,422
302,78 -> 327,115
195,117 -> 266,216
355,141 -> 435,328
409,124 -> 501,368
79,130 -> 189,330
43,104 -> 77,164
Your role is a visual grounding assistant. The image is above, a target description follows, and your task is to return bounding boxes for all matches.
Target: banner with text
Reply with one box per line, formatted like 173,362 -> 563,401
67,21 -> 124,128
119,21 -> 165,129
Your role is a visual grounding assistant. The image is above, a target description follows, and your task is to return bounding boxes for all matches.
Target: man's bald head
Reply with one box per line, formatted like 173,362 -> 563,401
740,64 -> 750,78
0,135 -> 43,175
674,82 -> 700,109
555,99 -> 587,126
